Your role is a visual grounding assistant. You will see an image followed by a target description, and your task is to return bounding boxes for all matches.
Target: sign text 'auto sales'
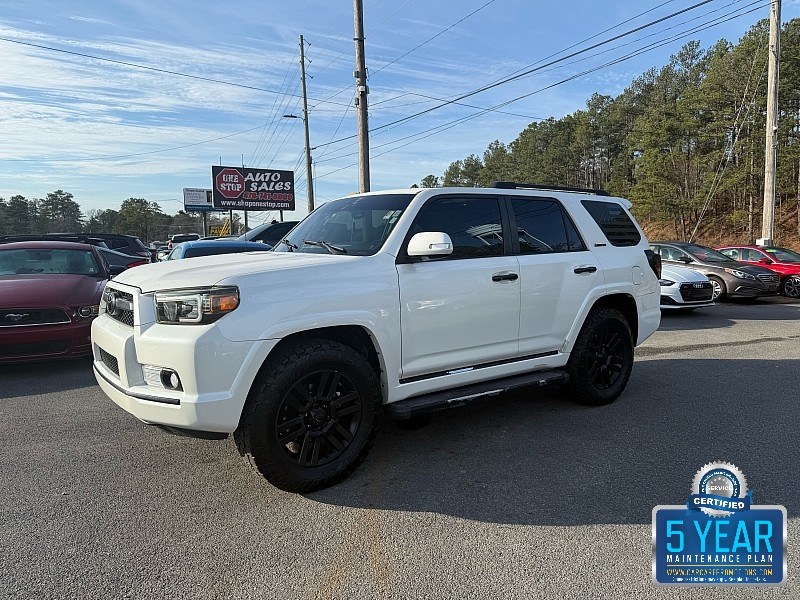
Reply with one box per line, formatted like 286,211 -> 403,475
211,166 -> 295,212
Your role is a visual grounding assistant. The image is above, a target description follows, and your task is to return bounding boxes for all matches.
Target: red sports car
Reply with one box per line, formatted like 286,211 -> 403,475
0,241 -> 127,362
716,245 -> 800,298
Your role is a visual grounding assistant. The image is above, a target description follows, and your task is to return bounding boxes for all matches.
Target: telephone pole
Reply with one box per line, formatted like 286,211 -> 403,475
759,0 -> 781,246
353,0 -> 371,192
299,35 -> 314,214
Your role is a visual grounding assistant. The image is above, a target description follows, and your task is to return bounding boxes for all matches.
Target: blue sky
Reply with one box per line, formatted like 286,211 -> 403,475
1,0 -> 799,226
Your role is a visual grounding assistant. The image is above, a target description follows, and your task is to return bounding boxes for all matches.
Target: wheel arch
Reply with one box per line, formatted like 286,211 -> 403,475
256,325 -> 386,398
587,293 -> 638,344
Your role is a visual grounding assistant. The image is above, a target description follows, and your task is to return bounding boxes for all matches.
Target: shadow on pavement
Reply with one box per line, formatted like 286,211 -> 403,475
311,358 -> 798,526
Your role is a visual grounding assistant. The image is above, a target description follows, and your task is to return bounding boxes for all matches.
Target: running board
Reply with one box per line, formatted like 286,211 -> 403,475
388,369 -> 569,420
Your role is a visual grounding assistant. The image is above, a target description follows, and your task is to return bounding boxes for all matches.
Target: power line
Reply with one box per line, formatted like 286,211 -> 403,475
313,0 -> 723,151
314,1 -> 768,167
0,35 -> 352,108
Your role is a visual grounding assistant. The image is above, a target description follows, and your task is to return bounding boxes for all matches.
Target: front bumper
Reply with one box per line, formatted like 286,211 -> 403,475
91,297 -> 275,433
0,319 -> 93,362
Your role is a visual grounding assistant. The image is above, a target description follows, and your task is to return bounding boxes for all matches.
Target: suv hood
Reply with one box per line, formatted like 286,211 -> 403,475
112,251 -> 358,293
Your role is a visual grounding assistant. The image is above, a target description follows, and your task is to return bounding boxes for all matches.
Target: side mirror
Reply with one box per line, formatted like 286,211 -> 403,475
678,256 -> 693,264
407,232 -> 453,257
759,257 -> 773,265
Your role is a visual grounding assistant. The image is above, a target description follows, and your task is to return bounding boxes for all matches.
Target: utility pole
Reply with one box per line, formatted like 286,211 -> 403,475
759,0 -> 781,246
353,0 -> 370,192
299,35 -> 314,214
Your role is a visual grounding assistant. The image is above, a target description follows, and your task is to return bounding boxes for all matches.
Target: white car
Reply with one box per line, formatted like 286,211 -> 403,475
659,264 -> 714,310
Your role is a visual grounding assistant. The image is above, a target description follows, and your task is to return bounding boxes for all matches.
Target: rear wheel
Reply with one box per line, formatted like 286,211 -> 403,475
563,308 -> 633,406
234,339 -> 382,493
781,275 -> 800,298
708,275 -> 726,301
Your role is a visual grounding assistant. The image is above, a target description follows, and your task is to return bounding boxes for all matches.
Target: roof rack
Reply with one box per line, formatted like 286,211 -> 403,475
489,181 -> 610,196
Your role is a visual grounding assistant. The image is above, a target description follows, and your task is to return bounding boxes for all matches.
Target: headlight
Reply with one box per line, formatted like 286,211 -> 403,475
155,286 -> 239,324
658,279 -> 676,286
76,305 -> 100,318
724,268 -> 755,281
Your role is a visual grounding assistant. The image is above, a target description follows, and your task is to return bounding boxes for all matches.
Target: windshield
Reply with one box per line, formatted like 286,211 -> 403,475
273,193 -> 416,256
683,244 -> 734,263
764,246 -> 800,263
0,248 -> 101,276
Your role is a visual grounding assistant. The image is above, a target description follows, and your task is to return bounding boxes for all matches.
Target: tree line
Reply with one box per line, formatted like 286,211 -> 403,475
0,191 -> 234,243
416,19 -> 800,246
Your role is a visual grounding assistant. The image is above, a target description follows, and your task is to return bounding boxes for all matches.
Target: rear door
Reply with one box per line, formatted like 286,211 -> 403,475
396,194 -> 520,380
510,196 -> 599,355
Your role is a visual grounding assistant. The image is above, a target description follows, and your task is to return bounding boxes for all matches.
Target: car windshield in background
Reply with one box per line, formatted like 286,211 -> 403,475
684,244 -> 733,263
0,248 -> 100,276
273,193 -> 416,256
764,246 -> 800,262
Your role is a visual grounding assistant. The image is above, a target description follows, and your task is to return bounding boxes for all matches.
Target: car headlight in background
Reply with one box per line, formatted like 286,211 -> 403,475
724,268 -> 756,281
155,286 -> 239,324
74,305 -> 100,318
658,279 -> 676,286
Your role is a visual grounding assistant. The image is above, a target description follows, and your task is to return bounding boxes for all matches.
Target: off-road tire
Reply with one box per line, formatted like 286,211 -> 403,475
563,308 -> 634,406
234,339 -> 382,493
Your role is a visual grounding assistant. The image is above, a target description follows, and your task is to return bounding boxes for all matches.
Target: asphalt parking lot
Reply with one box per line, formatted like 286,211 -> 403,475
2,297 -> 799,599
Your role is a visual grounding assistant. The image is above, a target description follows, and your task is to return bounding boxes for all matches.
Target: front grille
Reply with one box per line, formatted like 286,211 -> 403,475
0,308 -> 71,327
0,340 -> 70,357
757,273 -> 779,286
99,347 -> 119,376
104,289 -> 135,327
679,282 -> 713,301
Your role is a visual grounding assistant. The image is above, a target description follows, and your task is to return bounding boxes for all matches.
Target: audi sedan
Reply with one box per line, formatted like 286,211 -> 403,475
659,264 -> 714,310
0,241 -> 125,362
651,242 -> 780,301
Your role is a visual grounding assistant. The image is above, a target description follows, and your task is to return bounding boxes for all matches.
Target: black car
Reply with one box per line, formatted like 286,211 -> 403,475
237,221 -> 299,247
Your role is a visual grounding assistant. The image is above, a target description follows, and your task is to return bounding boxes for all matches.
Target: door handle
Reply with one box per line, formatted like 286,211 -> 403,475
492,273 -> 519,282
573,266 -> 597,274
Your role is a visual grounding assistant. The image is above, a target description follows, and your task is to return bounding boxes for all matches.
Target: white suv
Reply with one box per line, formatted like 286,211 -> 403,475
92,183 -> 661,492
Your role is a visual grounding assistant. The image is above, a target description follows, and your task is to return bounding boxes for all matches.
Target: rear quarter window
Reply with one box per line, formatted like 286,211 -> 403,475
580,200 -> 641,247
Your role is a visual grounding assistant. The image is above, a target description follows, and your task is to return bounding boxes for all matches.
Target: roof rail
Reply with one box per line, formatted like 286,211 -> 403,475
489,181 -> 610,196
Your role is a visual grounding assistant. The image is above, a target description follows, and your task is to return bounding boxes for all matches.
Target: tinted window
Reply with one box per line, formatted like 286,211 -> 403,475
511,198 -> 586,254
410,196 -> 503,260
581,200 -> 641,247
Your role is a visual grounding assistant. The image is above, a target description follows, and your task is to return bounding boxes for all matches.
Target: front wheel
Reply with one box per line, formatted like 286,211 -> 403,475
708,275 -> 726,301
234,339 -> 382,493
781,275 -> 800,298
563,308 -> 634,406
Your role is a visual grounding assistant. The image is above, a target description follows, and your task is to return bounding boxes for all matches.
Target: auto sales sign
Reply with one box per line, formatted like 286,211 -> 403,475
211,166 -> 295,211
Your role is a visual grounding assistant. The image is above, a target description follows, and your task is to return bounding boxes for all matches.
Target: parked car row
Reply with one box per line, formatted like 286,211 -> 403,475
652,241 -> 800,312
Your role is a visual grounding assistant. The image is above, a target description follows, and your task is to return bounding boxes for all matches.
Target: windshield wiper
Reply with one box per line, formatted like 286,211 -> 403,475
303,240 -> 347,255
279,238 -> 298,251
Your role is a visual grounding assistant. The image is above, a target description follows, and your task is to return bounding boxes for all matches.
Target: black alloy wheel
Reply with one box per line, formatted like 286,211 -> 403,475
563,307 -> 633,406
235,339 -> 382,493
276,369 -> 363,467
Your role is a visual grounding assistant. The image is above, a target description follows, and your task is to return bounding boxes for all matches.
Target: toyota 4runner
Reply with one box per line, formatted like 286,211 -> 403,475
92,183 -> 661,492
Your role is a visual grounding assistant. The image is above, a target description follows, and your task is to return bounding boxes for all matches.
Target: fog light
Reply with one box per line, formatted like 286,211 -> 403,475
161,369 -> 182,391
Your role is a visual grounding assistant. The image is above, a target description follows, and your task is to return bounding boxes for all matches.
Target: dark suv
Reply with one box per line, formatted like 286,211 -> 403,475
237,221 -> 299,247
84,233 -> 151,262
